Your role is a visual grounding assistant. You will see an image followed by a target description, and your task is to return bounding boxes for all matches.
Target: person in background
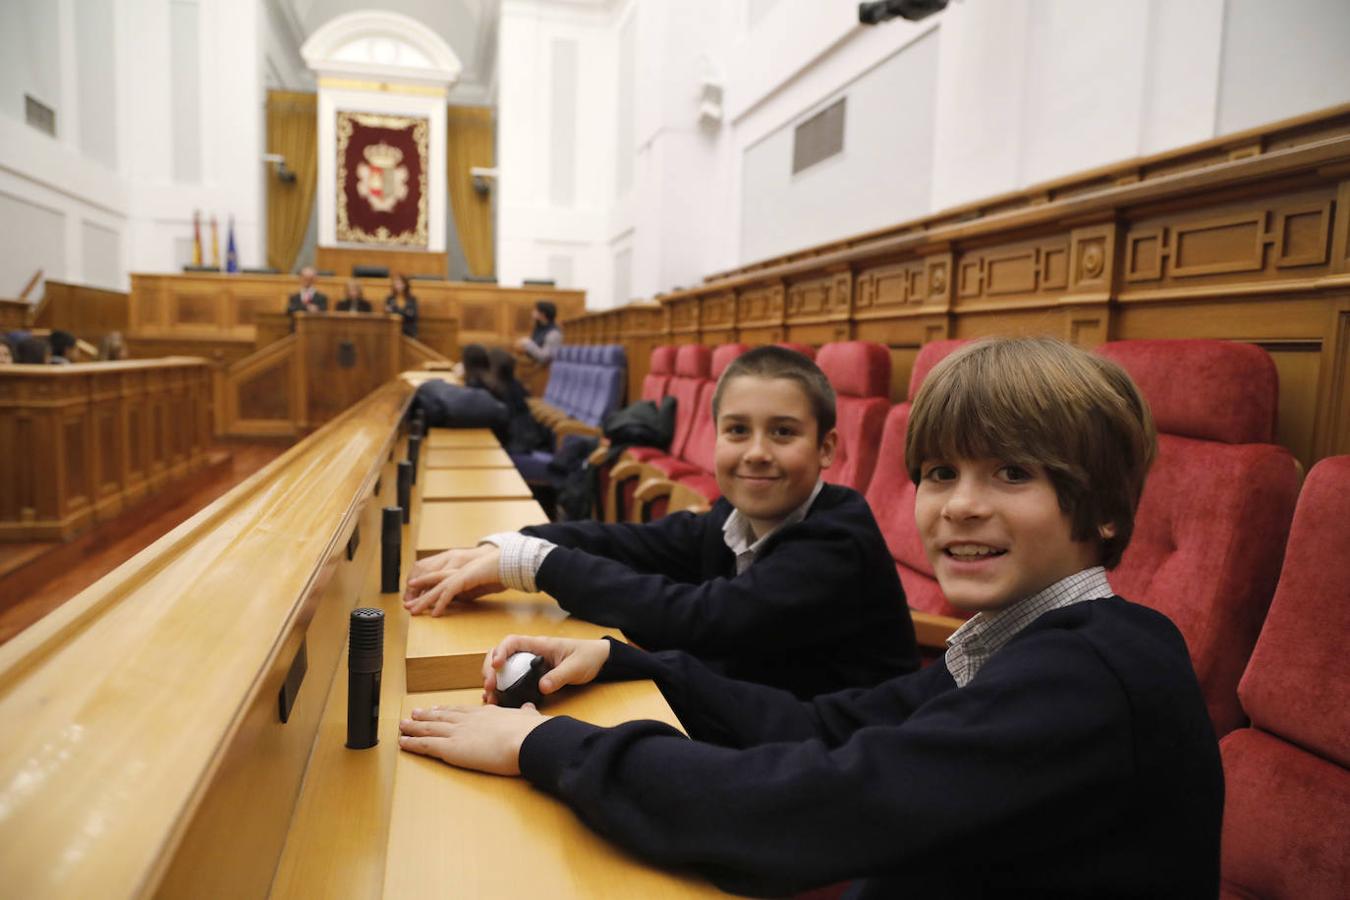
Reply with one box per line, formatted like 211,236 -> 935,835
336,279 -> 373,313
515,300 -> 562,364
15,336 -> 50,365
385,273 -> 419,338
486,347 -> 551,454
48,330 -> 76,365
457,343 -> 491,389
0,335 -> 14,365
286,266 -> 328,315
99,332 -> 127,361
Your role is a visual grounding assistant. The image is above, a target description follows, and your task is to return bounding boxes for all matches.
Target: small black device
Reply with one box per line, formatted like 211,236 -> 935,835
381,506 -> 401,593
858,0 -> 947,25
345,608 -> 384,749
407,435 -> 422,485
495,652 -> 549,708
397,461 -> 412,524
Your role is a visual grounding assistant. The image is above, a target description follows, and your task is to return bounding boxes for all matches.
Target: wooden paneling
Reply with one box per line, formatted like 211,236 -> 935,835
563,105 -> 1350,471
0,359 -> 212,541
35,281 -> 130,342
315,244 -> 447,278
129,272 -> 581,357
0,299 -> 29,330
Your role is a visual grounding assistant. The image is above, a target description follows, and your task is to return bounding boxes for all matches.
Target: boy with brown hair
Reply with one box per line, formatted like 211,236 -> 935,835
405,345 -> 919,697
400,336 -> 1223,897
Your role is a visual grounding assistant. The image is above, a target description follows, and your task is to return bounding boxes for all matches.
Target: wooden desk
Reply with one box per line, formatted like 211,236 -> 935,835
384,687 -> 722,898
425,446 -> 515,468
421,467 -> 533,501
405,590 -> 620,691
416,499 -> 549,558
425,427 -> 500,448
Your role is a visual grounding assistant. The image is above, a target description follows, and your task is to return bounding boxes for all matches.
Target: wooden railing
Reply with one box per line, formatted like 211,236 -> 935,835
35,280 -> 131,344
0,358 -> 213,540
564,104 -> 1350,472
0,378 -> 413,897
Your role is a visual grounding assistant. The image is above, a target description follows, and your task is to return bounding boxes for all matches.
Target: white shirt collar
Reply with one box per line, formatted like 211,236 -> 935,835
722,479 -> 825,570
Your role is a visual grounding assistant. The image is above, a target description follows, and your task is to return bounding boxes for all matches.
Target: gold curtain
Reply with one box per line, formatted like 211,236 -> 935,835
265,90 -> 318,273
445,105 -> 495,277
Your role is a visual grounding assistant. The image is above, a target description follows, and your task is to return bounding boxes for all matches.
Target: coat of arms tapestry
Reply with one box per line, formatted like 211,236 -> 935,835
335,111 -> 429,247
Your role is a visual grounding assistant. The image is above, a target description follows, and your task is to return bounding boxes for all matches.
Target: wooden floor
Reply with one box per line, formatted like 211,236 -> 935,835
0,441 -> 290,645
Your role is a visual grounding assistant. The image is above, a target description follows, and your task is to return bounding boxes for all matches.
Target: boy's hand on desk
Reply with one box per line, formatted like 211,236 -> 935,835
405,545 -> 495,596
482,635 -> 612,703
399,704 -> 547,776
404,547 -> 505,616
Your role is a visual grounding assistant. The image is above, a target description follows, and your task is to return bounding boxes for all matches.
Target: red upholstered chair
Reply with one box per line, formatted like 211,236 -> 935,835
606,344 -> 711,521
641,345 -> 677,401
864,340 -> 970,649
1099,339 -> 1300,737
1218,455 -> 1350,900
815,341 -> 891,492
634,344 -> 750,520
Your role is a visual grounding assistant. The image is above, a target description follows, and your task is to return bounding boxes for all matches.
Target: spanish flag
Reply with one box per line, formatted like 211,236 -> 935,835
192,210 -> 203,267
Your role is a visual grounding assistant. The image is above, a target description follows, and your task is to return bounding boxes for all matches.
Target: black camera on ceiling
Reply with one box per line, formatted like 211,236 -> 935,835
858,0 -> 948,26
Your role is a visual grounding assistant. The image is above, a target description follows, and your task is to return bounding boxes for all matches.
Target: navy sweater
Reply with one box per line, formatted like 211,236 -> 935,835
522,483 -> 918,697
520,597 -> 1223,898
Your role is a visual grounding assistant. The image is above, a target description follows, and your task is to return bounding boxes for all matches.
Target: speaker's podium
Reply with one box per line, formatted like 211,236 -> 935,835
294,312 -> 403,429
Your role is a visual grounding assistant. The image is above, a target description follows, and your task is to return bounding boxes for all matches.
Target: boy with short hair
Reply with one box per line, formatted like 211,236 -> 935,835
400,337 -> 1223,897
405,345 -> 919,696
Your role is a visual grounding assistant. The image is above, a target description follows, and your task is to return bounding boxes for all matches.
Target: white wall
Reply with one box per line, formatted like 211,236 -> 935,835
0,0 -> 265,295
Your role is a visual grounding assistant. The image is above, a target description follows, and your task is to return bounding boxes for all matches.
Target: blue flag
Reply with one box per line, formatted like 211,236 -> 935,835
225,217 -> 239,273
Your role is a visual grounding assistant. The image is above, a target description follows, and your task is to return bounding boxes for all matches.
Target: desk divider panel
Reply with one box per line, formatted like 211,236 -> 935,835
420,467 -> 533,500
404,590 -> 620,692
425,446 -> 515,468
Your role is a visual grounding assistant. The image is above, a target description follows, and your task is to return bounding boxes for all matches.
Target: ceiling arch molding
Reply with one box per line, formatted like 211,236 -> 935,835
301,10 -> 463,86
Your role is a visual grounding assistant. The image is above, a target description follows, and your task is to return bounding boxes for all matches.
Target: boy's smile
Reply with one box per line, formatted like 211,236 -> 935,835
714,375 -> 836,539
915,456 -> 1102,613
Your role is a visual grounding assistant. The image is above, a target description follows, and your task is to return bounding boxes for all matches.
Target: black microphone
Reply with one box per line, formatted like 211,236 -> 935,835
397,461 -> 412,524
407,435 -> 422,485
346,607 -> 384,749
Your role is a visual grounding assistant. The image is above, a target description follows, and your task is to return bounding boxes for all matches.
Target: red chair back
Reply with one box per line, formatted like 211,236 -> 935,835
1100,339 -> 1299,736
816,341 -> 891,492
641,345 -> 677,401
665,344 -> 712,459
1219,455 -> 1350,900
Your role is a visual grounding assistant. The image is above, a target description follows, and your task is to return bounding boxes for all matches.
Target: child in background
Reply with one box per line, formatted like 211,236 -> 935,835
406,346 -> 919,697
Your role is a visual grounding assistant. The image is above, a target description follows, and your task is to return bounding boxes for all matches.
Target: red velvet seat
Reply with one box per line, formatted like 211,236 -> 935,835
660,344 -> 751,502
641,345 -> 677,401
815,341 -> 891,492
1099,339 -> 1300,737
627,344 -> 711,464
1218,455 -> 1350,900
864,340 -> 969,618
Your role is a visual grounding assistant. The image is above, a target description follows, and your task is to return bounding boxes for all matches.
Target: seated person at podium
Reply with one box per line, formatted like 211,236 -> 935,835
406,346 -> 919,697
384,272 -> 419,338
49,329 -> 76,365
514,300 -> 562,364
285,266 -> 328,315
399,338 -> 1223,899
336,278 -> 373,313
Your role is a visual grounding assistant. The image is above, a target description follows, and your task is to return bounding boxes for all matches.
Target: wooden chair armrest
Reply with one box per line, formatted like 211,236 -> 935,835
909,610 -> 966,651
587,442 -> 613,467
608,458 -> 646,481
632,476 -> 674,506
553,420 -> 602,440
665,481 -> 712,516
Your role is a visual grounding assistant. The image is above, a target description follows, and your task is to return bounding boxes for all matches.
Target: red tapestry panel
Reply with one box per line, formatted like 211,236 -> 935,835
335,111 -> 429,247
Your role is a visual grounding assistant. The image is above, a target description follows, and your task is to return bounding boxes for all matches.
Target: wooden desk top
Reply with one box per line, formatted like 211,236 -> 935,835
405,590 -> 620,692
384,686 -> 722,898
416,499 -> 549,558
425,447 -> 515,469
425,428 -> 500,448
421,467 -> 533,500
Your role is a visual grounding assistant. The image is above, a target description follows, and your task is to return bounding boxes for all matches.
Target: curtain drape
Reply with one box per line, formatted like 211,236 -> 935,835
266,90 -> 318,274
445,105 -> 495,277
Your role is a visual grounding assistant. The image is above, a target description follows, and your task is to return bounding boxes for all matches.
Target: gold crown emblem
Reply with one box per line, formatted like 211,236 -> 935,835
363,142 -> 403,169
